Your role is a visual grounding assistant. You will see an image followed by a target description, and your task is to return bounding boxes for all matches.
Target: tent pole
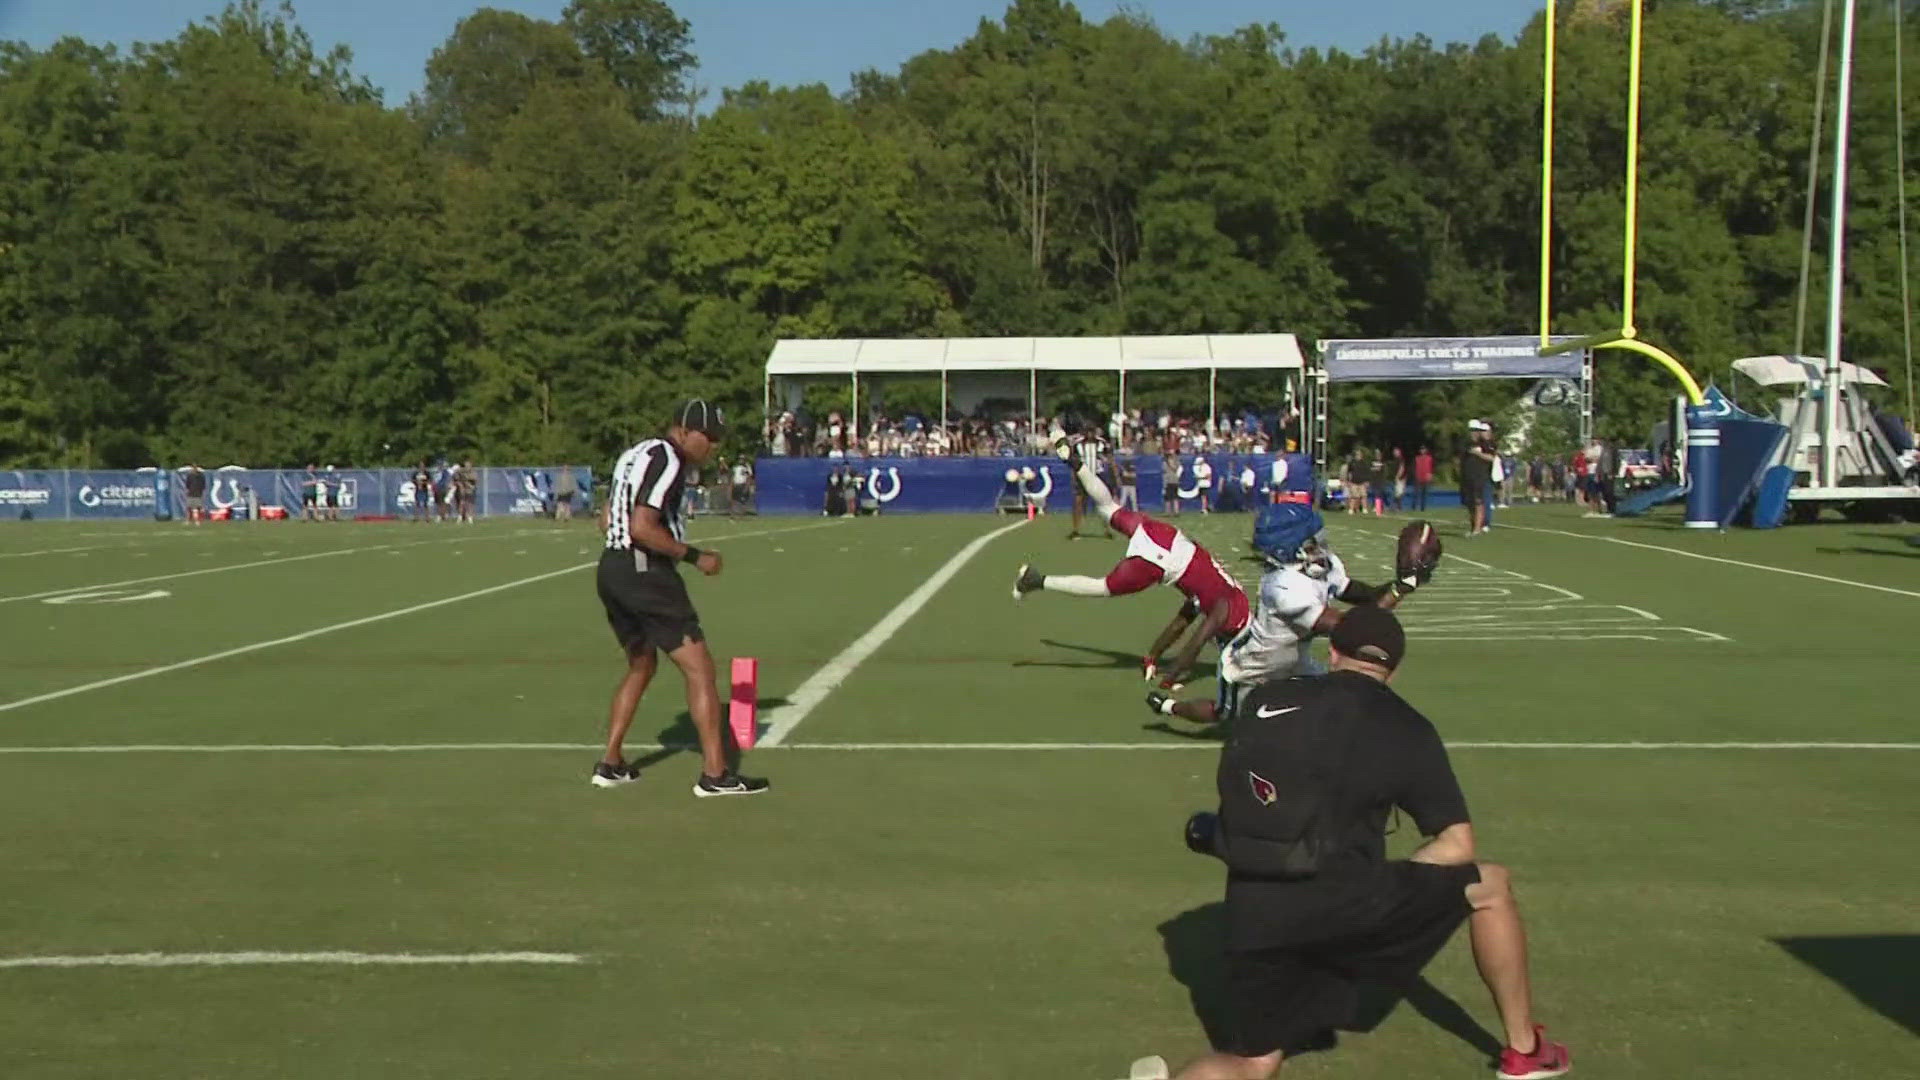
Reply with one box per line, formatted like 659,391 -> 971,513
1118,369 -> 1127,444
851,373 -> 860,450
1029,369 -> 1038,449
762,375 -> 771,453
939,371 -> 948,452
1208,369 -> 1218,435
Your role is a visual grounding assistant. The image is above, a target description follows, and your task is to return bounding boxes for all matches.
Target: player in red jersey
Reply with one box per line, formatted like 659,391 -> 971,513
1015,447 -> 1250,691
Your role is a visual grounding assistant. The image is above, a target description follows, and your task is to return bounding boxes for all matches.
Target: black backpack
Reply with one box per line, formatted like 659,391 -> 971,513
1214,677 -> 1361,880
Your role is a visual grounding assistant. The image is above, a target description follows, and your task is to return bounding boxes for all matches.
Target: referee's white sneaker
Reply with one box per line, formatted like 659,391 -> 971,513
693,771 -> 770,797
589,761 -> 639,788
1118,1056 -> 1168,1080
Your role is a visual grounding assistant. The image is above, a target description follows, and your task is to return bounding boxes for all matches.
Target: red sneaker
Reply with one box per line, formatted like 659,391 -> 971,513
1496,1025 -> 1570,1079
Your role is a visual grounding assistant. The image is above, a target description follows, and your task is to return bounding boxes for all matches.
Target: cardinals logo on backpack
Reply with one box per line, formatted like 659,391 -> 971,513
1248,771 -> 1278,806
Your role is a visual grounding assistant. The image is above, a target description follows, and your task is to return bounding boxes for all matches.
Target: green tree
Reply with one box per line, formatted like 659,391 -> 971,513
562,0 -> 697,119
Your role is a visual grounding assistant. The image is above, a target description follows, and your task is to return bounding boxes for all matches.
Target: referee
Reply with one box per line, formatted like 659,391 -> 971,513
1067,423 -> 1114,540
1127,606 -> 1569,1080
593,398 -> 768,797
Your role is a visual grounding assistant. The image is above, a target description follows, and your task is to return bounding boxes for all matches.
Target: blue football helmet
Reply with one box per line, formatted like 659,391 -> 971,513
1252,503 -> 1330,574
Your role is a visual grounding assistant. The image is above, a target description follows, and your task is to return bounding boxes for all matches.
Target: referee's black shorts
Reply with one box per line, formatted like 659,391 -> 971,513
596,548 -> 704,655
1222,861 -> 1480,1059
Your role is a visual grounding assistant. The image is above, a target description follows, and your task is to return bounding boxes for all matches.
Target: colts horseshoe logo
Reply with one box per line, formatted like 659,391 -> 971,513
209,477 -> 241,510
867,467 -> 902,503
1020,466 -> 1054,502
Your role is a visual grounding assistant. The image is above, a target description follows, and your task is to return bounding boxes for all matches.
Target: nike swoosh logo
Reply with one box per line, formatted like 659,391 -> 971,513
1254,705 -> 1300,718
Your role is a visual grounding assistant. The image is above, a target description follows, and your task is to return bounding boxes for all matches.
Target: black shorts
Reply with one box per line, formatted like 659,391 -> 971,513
596,549 -> 704,654
1222,862 -> 1479,1058
1460,485 -> 1481,509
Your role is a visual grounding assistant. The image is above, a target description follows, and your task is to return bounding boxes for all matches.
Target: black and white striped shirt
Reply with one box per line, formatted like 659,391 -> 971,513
1073,435 -> 1108,476
605,437 -> 686,556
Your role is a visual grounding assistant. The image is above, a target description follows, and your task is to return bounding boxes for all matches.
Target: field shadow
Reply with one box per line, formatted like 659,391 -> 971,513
1775,935 -> 1920,1036
1142,720 -> 1222,741
1016,639 -> 1215,681
1815,545 -> 1920,560
1157,903 -> 1500,1061
633,696 -> 790,770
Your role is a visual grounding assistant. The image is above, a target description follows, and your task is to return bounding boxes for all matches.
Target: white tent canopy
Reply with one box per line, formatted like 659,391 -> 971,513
1731,354 -> 1889,388
764,335 -> 1305,440
765,334 -> 1304,376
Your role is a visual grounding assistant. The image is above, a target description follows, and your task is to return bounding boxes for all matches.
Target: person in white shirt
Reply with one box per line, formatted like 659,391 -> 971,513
1192,455 -> 1214,513
729,460 -> 753,516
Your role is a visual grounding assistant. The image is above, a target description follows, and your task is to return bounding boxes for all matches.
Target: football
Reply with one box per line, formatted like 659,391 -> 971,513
1396,519 -> 1443,583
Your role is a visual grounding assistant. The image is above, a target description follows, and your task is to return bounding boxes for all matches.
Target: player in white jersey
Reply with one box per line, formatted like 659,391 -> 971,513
1145,503 -> 1433,726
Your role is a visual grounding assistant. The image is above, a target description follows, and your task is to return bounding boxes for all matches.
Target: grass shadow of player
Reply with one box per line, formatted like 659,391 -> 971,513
1015,639 -> 1216,681
1775,935 -> 1920,1037
1158,902 -> 1502,1063
1815,545 -> 1920,560
636,696 -> 791,771
1142,720 -> 1222,741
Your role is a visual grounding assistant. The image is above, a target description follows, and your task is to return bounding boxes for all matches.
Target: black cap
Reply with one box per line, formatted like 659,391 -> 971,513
1330,604 -> 1407,670
671,398 -> 727,439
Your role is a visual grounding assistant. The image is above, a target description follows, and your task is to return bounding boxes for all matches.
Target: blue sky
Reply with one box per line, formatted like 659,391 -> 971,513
0,0 -> 1544,107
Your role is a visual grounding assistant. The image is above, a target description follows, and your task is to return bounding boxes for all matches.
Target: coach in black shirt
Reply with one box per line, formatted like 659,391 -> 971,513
1129,606 -> 1570,1080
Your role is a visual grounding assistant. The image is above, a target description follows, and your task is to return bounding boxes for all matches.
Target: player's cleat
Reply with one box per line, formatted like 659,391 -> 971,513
1145,690 -> 1175,716
590,761 -> 639,788
1495,1026 -> 1571,1079
1156,675 -> 1185,692
693,771 -> 770,797
1117,1056 -> 1169,1080
1141,657 -> 1158,682
1013,563 -> 1045,599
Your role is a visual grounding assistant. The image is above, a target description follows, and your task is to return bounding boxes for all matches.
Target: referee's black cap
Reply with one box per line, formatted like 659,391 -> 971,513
1330,603 -> 1407,670
671,398 -> 727,439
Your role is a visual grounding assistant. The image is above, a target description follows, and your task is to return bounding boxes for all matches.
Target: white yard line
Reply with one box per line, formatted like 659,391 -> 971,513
778,741 -> 1920,751
0,521 -> 844,716
757,520 -> 1029,747
2,740 -> 1913,754
0,529 -> 551,605
0,743 -> 607,754
1493,522 -> 1920,600
0,520 -> 837,605
0,545 -> 115,560
0,565 -> 593,715
0,951 -> 582,969
1329,523 -> 1725,639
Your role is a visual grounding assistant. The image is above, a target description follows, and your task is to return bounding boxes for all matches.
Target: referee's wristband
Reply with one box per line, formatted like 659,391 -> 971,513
680,546 -> 705,566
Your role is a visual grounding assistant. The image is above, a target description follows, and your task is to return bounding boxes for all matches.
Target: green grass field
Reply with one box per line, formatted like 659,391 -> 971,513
0,507 -> 1914,1078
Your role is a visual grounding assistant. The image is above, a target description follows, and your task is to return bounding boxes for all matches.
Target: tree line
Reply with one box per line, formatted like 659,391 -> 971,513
0,0 -> 1912,469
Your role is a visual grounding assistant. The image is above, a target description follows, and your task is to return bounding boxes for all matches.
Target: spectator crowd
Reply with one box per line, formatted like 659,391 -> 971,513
764,406 -> 1304,460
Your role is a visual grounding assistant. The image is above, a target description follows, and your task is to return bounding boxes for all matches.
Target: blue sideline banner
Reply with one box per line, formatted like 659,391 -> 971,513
0,467 -> 594,521
483,466 -> 591,517
1322,336 -> 1586,382
69,471 -> 163,519
0,470 -> 67,518
753,456 -> 1467,515
5,464 -> 1468,519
